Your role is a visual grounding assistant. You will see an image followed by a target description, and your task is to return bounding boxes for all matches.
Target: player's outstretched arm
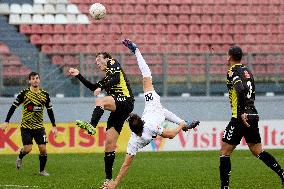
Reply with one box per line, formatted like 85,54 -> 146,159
105,154 -> 135,189
68,67 -> 101,91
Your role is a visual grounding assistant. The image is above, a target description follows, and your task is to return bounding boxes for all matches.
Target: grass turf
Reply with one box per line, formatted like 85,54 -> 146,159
0,150 -> 283,189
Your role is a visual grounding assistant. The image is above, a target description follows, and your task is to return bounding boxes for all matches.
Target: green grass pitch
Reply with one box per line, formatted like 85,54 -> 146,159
0,150 -> 283,189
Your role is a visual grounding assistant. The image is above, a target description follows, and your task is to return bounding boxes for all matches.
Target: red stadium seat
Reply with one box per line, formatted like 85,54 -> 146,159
123,4 -> 135,13
201,15 -> 212,24
20,25 -> 31,33
146,4 -> 158,14
41,34 -> 53,43
190,15 -> 201,24
189,34 -> 200,43
157,5 -> 168,13
30,34 -> 41,44
212,25 -> 223,33
52,55 -> 63,65
212,15 -> 222,23
178,15 -> 190,24
42,25 -> 53,33
156,14 -> 167,24
31,24 -> 43,33
200,25 -> 212,34
180,5 -> 190,14
188,25 -> 199,34
111,4 -> 123,14
167,24 -> 177,33
223,25 -> 234,34
134,4 -> 146,14
191,5 -> 202,14
53,25 -> 65,33
178,24 -> 189,33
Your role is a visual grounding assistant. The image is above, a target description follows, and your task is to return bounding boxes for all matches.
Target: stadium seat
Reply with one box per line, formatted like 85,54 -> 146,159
146,4 -> 157,14
191,5 -> 202,14
0,3 -> 10,14
178,24 -> 189,33
157,14 -> 167,24
180,5 -> 190,14
0,43 -> 10,54
10,4 -> 22,14
66,14 -> 77,23
212,25 -> 223,33
9,14 -> 21,24
200,25 -> 211,34
135,4 -> 146,13
167,24 -> 178,33
33,4 -> 44,14
201,15 -> 212,24
21,14 -> 32,24
44,4 -> 56,14
55,4 -> 67,13
189,34 -> 200,43
67,4 -> 80,14
123,4 -> 135,13
55,14 -> 67,24
212,15 -> 223,24
32,14 -> 44,24
34,0 -> 47,4
30,34 -> 41,44
44,14 -> 55,24
42,24 -> 53,33
157,5 -> 168,13
178,15 -> 190,24
190,25 -> 200,33
77,14 -> 89,24
53,24 -> 65,33
22,4 -> 33,14
190,15 -> 201,23
20,24 -> 31,33
111,4 -> 123,13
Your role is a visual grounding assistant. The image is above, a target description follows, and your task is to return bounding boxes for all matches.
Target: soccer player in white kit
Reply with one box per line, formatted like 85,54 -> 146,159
104,39 -> 200,189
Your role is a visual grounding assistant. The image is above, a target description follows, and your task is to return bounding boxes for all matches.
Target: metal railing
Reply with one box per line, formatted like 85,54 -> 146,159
0,52 -> 284,97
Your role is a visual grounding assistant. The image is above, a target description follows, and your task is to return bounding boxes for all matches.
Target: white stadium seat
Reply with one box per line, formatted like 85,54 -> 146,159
66,14 -> 77,23
9,14 -> 21,24
33,4 -> 44,14
77,14 -> 89,24
32,14 -> 44,24
44,14 -> 55,24
67,4 -> 79,14
56,0 -> 68,4
55,4 -> 66,13
47,0 -> 56,4
21,14 -> 32,24
34,0 -> 47,4
0,3 -> 10,14
44,4 -> 56,14
22,4 -> 33,14
55,14 -> 67,24
10,4 -> 22,14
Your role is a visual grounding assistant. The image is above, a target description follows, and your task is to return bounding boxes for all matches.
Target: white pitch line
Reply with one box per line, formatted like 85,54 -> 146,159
0,185 -> 40,188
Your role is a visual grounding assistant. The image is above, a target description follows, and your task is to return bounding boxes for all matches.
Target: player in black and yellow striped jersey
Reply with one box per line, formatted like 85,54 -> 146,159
219,46 -> 284,189
0,72 -> 57,176
69,52 -> 134,183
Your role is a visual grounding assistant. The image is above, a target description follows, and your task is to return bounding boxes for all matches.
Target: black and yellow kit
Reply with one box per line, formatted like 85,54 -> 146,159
223,63 -> 261,145
76,58 -> 134,133
5,87 -> 56,129
76,58 -> 134,101
226,64 -> 256,118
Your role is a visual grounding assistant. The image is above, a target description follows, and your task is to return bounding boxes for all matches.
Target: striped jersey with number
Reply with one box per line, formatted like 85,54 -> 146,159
12,88 -> 53,129
226,64 -> 256,118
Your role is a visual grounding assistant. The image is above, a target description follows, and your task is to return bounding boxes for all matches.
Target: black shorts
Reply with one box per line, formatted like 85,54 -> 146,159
107,97 -> 134,134
222,114 -> 261,145
21,127 -> 47,145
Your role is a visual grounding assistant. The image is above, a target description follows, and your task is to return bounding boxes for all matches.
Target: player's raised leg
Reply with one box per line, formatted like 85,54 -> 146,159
122,39 -> 153,93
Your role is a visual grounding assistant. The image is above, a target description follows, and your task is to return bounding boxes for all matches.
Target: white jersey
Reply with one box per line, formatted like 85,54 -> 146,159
127,91 -> 165,156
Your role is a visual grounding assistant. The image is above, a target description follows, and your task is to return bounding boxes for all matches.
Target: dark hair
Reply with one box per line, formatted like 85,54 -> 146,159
28,72 -> 40,80
128,113 -> 144,135
96,52 -> 112,59
228,45 -> 243,62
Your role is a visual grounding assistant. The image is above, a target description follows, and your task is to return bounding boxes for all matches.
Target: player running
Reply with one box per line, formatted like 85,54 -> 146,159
219,45 -> 284,189
0,72 -> 58,176
104,39 -> 200,189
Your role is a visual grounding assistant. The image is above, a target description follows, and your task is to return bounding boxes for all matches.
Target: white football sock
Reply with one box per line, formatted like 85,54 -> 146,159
135,49 -> 152,78
163,108 -> 184,124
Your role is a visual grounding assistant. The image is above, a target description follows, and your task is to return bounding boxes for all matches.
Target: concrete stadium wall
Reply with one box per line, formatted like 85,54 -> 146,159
0,96 -> 283,123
